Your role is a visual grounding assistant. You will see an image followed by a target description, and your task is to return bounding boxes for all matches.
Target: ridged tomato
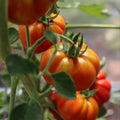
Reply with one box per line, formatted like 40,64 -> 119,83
40,43 -> 100,91
50,91 -> 99,120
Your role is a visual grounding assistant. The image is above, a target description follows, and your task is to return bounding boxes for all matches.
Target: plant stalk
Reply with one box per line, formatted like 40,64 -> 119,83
25,25 -> 31,47
9,76 -> 19,119
0,0 -> 11,60
27,36 -> 46,58
66,24 -> 120,29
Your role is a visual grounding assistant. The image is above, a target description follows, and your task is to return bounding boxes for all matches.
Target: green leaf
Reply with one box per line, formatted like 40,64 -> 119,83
5,54 -> 37,75
24,99 -> 42,120
98,106 -> 107,118
78,4 -> 110,18
8,27 -> 19,44
44,29 -> 58,44
51,72 -> 76,100
10,100 -> 42,120
10,103 -> 28,120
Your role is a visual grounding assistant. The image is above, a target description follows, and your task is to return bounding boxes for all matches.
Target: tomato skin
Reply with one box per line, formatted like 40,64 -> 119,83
49,108 -> 60,120
50,91 -> 99,120
8,0 -> 57,24
40,43 -> 100,91
19,14 -> 66,53
90,71 -> 111,107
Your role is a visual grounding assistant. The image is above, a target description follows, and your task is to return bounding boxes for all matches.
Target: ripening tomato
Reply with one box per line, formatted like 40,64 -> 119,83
8,0 -> 57,24
50,91 -> 99,120
40,43 -> 100,91
19,14 -> 66,53
90,71 -> 111,107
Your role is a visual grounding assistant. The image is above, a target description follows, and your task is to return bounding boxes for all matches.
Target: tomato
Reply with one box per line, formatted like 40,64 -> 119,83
8,0 -> 57,24
50,91 -> 99,120
19,14 -> 66,53
40,43 -> 100,91
90,71 -> 111,107
49,108 -> 60,120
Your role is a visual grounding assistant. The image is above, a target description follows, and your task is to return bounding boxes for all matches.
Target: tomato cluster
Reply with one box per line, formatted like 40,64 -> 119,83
8,1 -> 112,120
49,71 -> 111,120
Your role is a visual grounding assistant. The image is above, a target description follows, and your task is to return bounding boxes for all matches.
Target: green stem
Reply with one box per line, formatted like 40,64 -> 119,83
20,74 -> 36,98
38,44 -> 57,78
25,25 -> 31,47
60,34 -> 73,44
0,0 -> 11,60
9,76 -> 19,119
39,84 -> 52,99
66,24 -> 120,29
27,36 -> 46,58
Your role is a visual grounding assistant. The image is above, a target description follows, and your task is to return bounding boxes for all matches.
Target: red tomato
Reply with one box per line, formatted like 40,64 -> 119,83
49,108 -> 60,120
19,14 -> 66,53
8,0 -> 57,24
90,71 -> 111,107
50,91 -> 99,120
40,43 -> 100,91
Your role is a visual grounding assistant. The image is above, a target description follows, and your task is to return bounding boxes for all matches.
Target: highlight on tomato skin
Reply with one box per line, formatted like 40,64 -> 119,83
18,14 -> 66,54
40,42 -> 100,91
8,0 -> 58,25
90,71 -> 111,107
49,91 -> 99,120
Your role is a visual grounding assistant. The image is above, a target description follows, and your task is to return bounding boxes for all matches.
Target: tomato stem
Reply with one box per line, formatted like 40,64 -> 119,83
60,34 -> 73,44
25,25 -> 31,48
8,76 -> 19,119
39,84 -> 52,99
100,57 -> 106,69
81,89 -> 98,98
67,33 -> 87,58
66,24 -> 120,29
20,74 -> 38,99
0,0 -> 11,60
38,44 -> 58,79
27,36 -> 46,58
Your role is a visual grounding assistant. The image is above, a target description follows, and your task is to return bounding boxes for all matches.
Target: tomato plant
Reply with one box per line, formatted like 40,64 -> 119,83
40,41 -> 100,91
1,0 -> 117,120
8,0 -> 57,25
19,14 -> 66,53
50,91 -> 99,120
90,71 -> 111,107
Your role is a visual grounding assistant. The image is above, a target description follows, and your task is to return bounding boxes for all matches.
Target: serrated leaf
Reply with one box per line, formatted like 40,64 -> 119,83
78,4 -> 110,18
10,103 -> 28,120
51,72 -> 76,100
24,99 -> 42,120
8,27 -> 19,44
44,29 -> 57,44
5,54 -> 37,75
